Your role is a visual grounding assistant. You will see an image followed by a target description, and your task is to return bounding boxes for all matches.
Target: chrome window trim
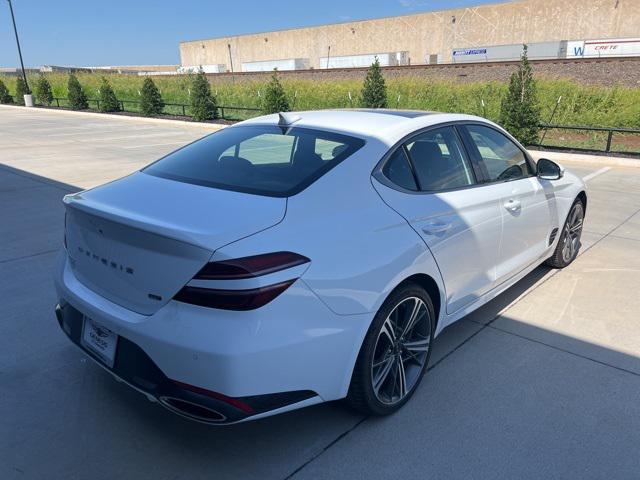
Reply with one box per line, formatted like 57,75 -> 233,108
372,119 -> 537,195
372,121 -> 480,195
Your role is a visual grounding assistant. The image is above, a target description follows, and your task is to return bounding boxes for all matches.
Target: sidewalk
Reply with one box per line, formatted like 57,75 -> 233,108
529,149 -> 639,168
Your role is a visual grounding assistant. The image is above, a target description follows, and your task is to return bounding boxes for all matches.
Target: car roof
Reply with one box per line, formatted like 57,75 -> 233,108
237,109 -> 495,144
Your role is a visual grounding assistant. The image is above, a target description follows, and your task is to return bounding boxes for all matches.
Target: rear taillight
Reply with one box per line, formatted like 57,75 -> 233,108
174,280 -> 295,311
194,252 -> 309,280
173,252 -> 310,311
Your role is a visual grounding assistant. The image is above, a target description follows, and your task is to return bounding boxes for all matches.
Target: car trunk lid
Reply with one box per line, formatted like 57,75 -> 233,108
64,172 -> 286,315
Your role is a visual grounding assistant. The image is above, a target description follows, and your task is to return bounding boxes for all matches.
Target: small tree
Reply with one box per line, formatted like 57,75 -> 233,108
262,69 -> 290,114
499,44 -> 540,146
35,74 -> 53,106
190,70 -> 217,121
140,77 -> 164,116
361,57 -> 387,108
98,77 -> 120,112
67,74 -> 88,110
0,80 -> 12,104
15,76 -> 28,105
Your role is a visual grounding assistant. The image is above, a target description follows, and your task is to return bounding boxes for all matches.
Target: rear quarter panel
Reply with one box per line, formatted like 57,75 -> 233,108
211,140 -> 447,325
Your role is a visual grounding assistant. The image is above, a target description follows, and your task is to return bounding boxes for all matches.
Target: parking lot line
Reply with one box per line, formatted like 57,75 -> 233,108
582,167 -> 611,182
122,141 -> 192,149
42,128 -> 156,137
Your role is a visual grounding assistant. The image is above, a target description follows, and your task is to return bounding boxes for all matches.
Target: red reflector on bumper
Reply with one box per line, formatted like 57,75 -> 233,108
172,380 -> 255,414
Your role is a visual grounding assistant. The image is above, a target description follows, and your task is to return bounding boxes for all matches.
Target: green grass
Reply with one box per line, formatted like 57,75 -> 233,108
539,129 -> 640,154
1,73 -> 639,128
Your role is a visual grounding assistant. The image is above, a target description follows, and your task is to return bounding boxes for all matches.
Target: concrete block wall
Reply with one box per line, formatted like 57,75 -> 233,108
179,0 -> 639,70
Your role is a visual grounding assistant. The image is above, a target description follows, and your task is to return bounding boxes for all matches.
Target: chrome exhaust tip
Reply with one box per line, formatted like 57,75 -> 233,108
159,396 -> 227,423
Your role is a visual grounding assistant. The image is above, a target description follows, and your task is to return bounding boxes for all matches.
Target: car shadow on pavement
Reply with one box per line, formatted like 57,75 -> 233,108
0,163 -> 80,194
78,305 -> 640,480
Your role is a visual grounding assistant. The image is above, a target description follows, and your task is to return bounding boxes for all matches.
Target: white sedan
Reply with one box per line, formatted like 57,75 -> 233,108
54,109 -> 586,424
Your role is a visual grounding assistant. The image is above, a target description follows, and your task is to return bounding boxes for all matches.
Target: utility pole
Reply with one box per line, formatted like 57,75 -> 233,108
326,45 -> 331,69
227,43 -> 235,82
7,0 -> 30,93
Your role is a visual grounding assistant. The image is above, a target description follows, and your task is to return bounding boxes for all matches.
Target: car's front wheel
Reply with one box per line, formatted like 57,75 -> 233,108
546,199 -> 585,268
347,283 -> 435,416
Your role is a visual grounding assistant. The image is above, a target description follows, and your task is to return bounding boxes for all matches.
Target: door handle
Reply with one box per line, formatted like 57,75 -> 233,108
422,222 -> 451,235
504,199 -> 521,212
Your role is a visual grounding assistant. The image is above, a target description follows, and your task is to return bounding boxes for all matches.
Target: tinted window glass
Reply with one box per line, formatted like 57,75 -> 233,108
143,126 -> 365,197
465,125 -> 532,182
239,134 -> 295,164
405,127 -> 475,191
382,148 -> 417,191
315,138 -> 347,160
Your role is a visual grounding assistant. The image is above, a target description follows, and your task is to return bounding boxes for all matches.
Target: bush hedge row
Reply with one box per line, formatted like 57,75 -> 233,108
1,66 -> 638,129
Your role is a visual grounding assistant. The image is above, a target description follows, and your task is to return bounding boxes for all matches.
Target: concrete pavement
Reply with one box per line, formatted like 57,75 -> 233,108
0,106 -> 218,189
1,109 -> 640,479
529,149 -> 640,168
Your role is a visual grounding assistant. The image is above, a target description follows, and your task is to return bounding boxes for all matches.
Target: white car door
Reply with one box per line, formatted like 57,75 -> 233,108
373,126 -> 502,315
461,124 -> 554,285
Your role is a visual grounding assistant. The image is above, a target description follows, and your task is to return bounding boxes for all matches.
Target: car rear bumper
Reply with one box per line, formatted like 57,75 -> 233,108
54,252 -> 372,423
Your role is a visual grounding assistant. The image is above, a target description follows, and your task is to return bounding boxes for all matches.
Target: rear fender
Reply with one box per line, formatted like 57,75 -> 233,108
212,158 -> 447,332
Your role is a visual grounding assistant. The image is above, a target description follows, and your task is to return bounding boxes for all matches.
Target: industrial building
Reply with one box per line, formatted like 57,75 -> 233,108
179,0 -> 640,72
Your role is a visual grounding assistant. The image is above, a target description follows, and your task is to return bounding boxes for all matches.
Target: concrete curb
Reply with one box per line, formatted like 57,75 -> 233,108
0,104 -> 225,131
529,149 -> 639,168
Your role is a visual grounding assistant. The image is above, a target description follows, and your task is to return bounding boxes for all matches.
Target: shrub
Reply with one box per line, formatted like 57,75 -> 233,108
262,69 -> 290,114
140,77 -> 164,116
0,79 -> 12,104
35,74 -> 53,106
499,45 -> 541,145
15,76 -> 28,105
3,71 -> 638,129
361,57 -> 387,108
190,70 -> 217,121
67,74 -> 89,110
98,77 -> 120,112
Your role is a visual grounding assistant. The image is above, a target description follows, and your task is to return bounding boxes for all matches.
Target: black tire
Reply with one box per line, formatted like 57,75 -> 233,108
546,198 -> 585,269
347,283 -> 435,416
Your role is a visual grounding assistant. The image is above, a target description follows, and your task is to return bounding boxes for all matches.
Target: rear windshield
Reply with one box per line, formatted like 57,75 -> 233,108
143,125 -> 365,197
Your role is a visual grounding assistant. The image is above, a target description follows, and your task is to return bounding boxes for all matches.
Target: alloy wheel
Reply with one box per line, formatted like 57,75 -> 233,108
562,202 -> 584,263
371,296 -> 431,405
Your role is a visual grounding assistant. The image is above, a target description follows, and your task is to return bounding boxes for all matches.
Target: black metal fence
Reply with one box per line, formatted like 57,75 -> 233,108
43,96 -> 262,121
534,124 -> 640,156
6,96 -> 640,155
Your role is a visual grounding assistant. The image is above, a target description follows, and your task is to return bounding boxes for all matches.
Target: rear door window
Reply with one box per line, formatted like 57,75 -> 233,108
405,127 -> 476,191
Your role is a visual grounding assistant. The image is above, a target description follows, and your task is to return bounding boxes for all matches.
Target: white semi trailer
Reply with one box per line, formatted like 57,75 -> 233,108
241,58 -> 310,72
319,52 -> 409,69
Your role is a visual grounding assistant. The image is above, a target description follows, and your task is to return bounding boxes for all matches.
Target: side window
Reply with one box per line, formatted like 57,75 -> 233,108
465,125 -> 532,182
405,127 -> 475,191
382,148 -> 417,191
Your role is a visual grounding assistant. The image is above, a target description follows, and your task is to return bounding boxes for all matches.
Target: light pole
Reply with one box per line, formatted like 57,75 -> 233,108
7,0 -> 31,95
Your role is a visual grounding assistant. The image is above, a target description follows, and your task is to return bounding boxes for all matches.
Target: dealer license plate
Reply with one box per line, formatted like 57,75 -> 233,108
81,317 -> 118,368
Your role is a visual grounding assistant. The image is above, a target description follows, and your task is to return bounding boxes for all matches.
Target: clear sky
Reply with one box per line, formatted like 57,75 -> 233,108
1,0 -> 506,68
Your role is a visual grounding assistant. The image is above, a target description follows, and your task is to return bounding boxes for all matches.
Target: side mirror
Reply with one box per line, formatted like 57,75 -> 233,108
537,158 -> 564,180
